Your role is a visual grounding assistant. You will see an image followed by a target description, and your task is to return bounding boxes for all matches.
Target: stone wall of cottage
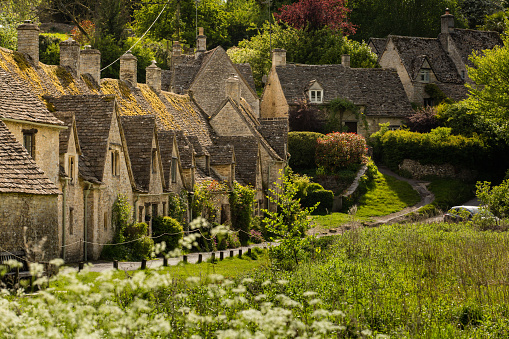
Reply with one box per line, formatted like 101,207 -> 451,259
379,40 -> 415,102
367,117 -> 406,135
190,49 -> 260,117
0,193 -> 59,260
4,121 -> 60,186
210,103 -> 253,136
260,70 -> 289,119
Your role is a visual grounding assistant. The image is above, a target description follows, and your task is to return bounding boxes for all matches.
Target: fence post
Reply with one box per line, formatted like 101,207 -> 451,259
183,255 -> 188,263
211,253 -> 215,263
141,259 -> 147,270
247,248 -> 252,256
163,257 -> 168,267
78,262 -> 84,271
230,250 -> 234,258
198,254 -> 202,263
239,249 -> 242,259
220,252 -> 224,260
113,260 -> 118,269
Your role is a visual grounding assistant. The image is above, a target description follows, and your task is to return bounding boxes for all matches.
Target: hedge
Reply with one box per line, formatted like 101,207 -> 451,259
301,189 -> 334,215
316,132 -> 367,173
288,131 -> 324,169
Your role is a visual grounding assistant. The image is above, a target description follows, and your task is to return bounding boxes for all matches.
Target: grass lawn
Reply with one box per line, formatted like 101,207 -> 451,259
312,171 -> 420,229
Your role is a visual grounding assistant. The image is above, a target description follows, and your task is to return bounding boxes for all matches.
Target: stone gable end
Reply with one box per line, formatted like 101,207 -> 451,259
210,102 -> 253,137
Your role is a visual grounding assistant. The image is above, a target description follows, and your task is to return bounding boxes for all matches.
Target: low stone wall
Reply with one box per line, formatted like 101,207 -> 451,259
399,159 -> 476,180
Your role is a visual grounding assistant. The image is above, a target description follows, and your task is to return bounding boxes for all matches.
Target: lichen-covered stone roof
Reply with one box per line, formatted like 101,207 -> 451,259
368,38 -> 388,55
47,95 -> 116,183
0,68 -> 64,126
0,121 -> 60,195
276,64 -> 413,117
445,29 -> 502,67
120,115 -> 157,192
389,35 -> 463,83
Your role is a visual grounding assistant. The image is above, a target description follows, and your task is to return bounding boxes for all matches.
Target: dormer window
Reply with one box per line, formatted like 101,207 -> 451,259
461,70 -> 466,80
419,69 -> 431,83
309,90 -> 323,103
152,148 -> 157,174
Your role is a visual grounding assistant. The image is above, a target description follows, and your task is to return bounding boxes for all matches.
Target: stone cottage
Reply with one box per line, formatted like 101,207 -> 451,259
261,50 -> 413,135
372,9 -> 502,105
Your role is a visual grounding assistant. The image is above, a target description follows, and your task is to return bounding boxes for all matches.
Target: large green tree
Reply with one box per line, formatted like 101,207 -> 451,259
0,0 -> 41,49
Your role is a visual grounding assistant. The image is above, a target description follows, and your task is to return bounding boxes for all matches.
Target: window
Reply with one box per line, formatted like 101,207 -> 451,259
309,90 -> 323,103
68,156 -> 75,183
424,98 -> 434,107
345,121 -> 357,134
461,70 -> 466,80
152,204 -> 158,219
138,206 -> 144,223
111,151 -> 120,176
419,69 -> 430,83
171,157 -> 177,183
162,202 -> 167,216
69,208 -> 74,235
22,130 -> 36,158
152,148 -> 157,174
104,212 -> 108,230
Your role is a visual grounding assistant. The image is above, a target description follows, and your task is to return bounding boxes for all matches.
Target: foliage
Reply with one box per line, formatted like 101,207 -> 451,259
289,100 -> 324,132
39,33 -> 66,65
229,182 -> 256,243
465,31 -> 509,143
315,132 -> 367,173
369,126 -> 489,172
111,194 -> 132,244
302,188 -> 334,215
167,191 -> 188,223
191,180 -> 228,224
70,20 -> 95,45
0,12 -> 18,50
227,21 -> 377,87
424,83 -> 453,105
288,131 -> 324,169
323,97 -> 364,133
459,0 -> 504,28
427,178 -> 475,211
476,179 -> 509,218
152,216 -> 183,251
262,171 -> 315,270
275,0 -> 356,34
406,106 -> 440,133
481,9 -> 508,33
348,0 -> 466,42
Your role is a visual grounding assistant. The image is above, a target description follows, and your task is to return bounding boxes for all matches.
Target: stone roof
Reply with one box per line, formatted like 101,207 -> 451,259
389,35 -> 463,84
276,64 -> 413,117
0,68 -> 64,126
216,136 -> 258,186
158,130 -> 176,186
174,131 -> 194,169
120,115 -> 157,192
368,38 -> 388,55
234,63 -> 256,92
161,50 -> 214,93
195,166 -> 223,185
208,145 -> 234,166
52,111 -> 80,155
442,28 -> 503,68
0,121 -> 60,195
47,95 -> 117,183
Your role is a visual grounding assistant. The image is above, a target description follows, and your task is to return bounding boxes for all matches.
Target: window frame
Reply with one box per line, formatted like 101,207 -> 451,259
309,89 -> 323,103
419,69 -> 431,83
22,130 -> 36,159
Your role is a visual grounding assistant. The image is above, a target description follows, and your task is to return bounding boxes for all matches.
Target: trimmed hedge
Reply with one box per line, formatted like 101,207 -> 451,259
371,127 -> 488,172
302,189 -> 334,215
316,132 -> 367,173
288,131 -> 324,169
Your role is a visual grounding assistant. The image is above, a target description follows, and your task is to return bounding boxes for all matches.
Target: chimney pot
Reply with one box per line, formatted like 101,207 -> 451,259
196,27 -> 207,58
146,60 -> 161,92
441,8 -> 454,34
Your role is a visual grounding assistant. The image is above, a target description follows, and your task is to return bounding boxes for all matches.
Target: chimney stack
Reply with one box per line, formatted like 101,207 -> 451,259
17,20 -> 40,64
196,27 -> 206,58
60,37 -> 81,76
342,54 -> 351,68
120,51 -> 137,87
80,46 -> 101,84
226,74 -> 241,103
441,8 -> 454,34
272,49 -> 286,67
146,60 -> 161,92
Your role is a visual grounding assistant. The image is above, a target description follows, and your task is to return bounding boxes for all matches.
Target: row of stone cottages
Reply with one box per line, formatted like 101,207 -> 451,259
1,21 -> 421,263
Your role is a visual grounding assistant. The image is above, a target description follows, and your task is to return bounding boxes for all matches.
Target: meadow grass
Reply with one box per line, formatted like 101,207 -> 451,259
312,171 -> 420,229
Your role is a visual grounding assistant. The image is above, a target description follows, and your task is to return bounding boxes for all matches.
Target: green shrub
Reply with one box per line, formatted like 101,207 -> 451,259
229,182 -> 255,243
288,131 -> 324,169
132,236 -> 155,260
316,132 -> 367,173
125,222 -> 148,241
152,216 -> 183,251
39,33 -> 67,65
302,189 -> 334,215
167,192 -> 188,223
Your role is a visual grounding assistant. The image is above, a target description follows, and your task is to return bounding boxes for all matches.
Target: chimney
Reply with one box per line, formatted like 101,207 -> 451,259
441,8 -> 454,34
342,54 -> 351,68
146,60 -> 161,92
120,51 -> 137,87
172,41 -> 182,56
80,46 -> 101,83
195,27 -> 206,58
17,20 -> 40,64
272,48 -> 286,67
226,74 -> 241,103
59,37 -> 81,76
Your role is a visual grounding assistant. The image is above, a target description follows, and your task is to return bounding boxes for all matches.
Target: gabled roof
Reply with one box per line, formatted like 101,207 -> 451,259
208,145 -> 235,166
0,121 -> 60,195
215,136 -> 258,186
158,129 -> 184,188
441,28 -> 503,67
234,63 -> 256,92
275,64 -> 413,117
120,115 -> 160,193
388,35 -> 463,83
47,95 -> 117,183
0,68 -> 64,126
368,38 -> 388,55
53,111 -> 81,155
174,131 -> 195,169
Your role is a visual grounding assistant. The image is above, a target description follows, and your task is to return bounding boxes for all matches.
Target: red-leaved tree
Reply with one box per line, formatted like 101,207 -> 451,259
315,132 -> 367,173
275,0 -> 356,35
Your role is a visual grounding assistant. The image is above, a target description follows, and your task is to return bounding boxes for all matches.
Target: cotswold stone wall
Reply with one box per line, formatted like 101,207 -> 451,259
0,193 -> 59,260
399,159 -> 476,180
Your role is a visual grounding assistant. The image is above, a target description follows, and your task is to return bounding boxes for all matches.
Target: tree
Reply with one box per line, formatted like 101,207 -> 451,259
275,0 -> 355,35
481,10 -> 508,33
406,106 -> 440,133
0,0 -> 41,49
459,0 -> 504,28
465,32 -> 509,142
289,100 -> 324,132
476,179 -> 509,219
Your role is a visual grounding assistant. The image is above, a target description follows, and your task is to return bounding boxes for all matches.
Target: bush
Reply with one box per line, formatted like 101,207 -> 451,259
39,34 -> 67,65
132,236 -> 155,260
152,216 -> 183,251
315,132 -> 367,173
301,189 -> 334,215
288,131 -> 324,169
229,182 -> 255,243
289,101 -> 324,132
406,106 -> 440,133
125,222 -> 148,240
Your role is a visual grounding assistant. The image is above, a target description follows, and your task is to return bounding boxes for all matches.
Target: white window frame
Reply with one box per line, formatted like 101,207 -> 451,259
419,69 -> 430,83
309,90 -> 323,103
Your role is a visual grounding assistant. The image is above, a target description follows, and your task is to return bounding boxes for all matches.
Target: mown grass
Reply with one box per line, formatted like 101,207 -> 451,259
427,177 -> 476,210
312,170 -> 420,229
